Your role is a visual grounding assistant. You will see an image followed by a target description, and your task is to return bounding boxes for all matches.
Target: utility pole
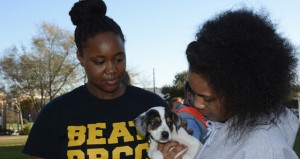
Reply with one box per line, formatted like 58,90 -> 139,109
153,68 -> 156,93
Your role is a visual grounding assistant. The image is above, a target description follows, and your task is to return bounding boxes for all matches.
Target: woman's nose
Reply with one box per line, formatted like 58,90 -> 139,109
105,61 -> 117,74
194,97 -> 206,109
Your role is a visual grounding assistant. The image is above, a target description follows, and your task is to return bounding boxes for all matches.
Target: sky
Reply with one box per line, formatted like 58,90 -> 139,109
0,0 -> 300,88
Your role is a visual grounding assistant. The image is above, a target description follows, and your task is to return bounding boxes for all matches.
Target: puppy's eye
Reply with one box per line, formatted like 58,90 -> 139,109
151,121 -> 158,126
167,122 -> 173,126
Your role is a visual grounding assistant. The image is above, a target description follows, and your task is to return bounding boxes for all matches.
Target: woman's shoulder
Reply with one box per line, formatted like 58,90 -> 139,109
241,123 -> 286,145
125,85 -> 167,106
126,85 -> 161,97
43,85 -> 86,109
235,122 -> 297,158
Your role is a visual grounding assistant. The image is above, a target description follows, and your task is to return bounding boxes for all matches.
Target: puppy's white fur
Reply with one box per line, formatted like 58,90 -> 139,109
134,106 -> 201,159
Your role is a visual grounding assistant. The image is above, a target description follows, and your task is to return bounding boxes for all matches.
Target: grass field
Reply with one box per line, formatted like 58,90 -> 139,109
0,146 -> 27,159
0,130 -> 299,158
0,135 -> 27,159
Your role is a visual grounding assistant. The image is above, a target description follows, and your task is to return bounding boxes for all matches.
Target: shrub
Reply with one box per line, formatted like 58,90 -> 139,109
19,125 -> 31,135
23,119 -> 29,125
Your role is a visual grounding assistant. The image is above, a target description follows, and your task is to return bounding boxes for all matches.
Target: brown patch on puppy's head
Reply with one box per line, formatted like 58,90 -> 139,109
147,114 -> 162,131
164,107 -> 182,132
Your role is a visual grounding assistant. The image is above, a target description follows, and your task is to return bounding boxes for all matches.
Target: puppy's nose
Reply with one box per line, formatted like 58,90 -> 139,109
161,131 -> 169,139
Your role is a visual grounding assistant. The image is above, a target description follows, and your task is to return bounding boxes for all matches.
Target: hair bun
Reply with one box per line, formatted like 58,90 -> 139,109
69,0 -> 107,26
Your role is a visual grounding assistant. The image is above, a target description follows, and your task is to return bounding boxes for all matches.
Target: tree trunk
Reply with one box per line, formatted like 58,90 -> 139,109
19,110 -> 24,130
2,104 -> 7,129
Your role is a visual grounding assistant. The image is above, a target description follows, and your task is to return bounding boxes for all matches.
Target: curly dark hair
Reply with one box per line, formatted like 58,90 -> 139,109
69,0 -> 125,53
186,9 -> 298,139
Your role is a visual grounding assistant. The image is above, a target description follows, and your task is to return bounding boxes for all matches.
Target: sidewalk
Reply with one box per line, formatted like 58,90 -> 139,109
0,135 -> 28,140
0,135 -> 28,146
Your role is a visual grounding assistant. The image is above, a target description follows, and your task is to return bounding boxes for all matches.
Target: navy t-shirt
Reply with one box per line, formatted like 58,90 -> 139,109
23,85 -> 167,159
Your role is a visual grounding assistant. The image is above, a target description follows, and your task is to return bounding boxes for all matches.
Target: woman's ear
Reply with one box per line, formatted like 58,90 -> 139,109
77,50 -> 84,66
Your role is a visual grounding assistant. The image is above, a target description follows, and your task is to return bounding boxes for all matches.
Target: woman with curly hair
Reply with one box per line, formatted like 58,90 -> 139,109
185,9 -> 299,159
160,8 -> 299,159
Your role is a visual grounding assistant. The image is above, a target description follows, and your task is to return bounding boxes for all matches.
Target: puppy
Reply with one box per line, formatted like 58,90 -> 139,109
134,106 -> 201,159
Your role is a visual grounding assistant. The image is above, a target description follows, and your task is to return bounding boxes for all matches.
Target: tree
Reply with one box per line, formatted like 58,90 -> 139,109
32,23 -> 83,99
288,84 -> 300,100
283,84 -> 300,108
6,87 -> 24,130
161,71 -> 188,100
124,65 -> 151,88
0,22 -> 81,114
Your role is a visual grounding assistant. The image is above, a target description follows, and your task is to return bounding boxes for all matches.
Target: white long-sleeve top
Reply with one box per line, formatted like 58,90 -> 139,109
196,108 -> 299,159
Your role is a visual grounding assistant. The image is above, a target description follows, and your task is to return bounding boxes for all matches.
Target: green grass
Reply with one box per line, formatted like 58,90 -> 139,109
0,146 -> 27,159
0,135 -> 28,159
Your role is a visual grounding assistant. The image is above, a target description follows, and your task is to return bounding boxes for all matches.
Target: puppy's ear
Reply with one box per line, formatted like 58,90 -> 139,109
176,116 -> 182,130
134,113 -> 148,137
175,114 -> 182,130
170,111 -> 182,132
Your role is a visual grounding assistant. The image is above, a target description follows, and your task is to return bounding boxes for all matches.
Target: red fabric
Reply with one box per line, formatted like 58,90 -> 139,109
177,106 -> 207,128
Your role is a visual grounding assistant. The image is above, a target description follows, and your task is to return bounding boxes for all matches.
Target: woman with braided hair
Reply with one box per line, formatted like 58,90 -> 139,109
22,0 -> 174,158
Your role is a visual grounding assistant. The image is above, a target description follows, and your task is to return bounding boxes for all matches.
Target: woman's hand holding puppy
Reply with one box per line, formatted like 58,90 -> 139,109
157,141 -> 187,159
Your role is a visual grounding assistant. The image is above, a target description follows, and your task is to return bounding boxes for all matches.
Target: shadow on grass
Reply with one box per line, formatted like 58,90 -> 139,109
0,146 -> 27,159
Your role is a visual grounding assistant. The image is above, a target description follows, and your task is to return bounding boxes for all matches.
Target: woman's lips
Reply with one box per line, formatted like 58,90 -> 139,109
104,79 -> 118,85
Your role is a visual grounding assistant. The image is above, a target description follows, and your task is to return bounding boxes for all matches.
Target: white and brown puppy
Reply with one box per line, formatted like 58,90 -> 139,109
134,106 -> 201,159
